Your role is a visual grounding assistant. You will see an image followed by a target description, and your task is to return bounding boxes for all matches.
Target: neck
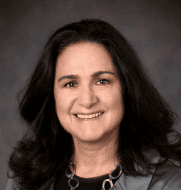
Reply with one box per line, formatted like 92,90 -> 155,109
71,128 -> 121,177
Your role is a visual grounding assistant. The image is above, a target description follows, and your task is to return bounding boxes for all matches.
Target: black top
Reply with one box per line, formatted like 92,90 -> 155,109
54,165 -> 122,190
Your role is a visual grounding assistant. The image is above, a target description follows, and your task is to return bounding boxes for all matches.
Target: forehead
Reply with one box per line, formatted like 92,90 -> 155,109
56,42 -> 116,72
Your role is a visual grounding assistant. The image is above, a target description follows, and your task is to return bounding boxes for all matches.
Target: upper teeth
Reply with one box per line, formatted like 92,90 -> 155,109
76,112 -> 103,119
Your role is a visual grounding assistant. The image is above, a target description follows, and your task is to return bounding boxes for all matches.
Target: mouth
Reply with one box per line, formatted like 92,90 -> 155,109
74,112 -> 104,119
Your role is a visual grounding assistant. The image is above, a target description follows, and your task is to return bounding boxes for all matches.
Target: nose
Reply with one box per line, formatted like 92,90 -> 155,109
77,84 -> 98,108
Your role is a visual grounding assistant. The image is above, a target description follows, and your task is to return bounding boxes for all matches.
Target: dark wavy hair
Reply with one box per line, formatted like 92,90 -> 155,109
7,18 -> 181,190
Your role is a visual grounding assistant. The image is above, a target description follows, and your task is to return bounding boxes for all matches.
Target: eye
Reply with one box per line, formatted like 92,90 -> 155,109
64,81 -> 77,88
64,79 -> 109,88
97,79 -> 109,85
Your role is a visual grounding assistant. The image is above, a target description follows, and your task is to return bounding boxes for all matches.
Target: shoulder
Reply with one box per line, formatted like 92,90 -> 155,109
6,178 -> 18,190
160,160 -> 181,190
163,171 -> 181,190
148,159 -> 181,190
112,150 -> 181,190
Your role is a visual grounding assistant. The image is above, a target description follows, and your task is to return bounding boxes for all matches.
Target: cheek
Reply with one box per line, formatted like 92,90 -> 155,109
55,92 -> 75,118
55,92 -> 67,112
109,90 -> 124,118
108,88 -> 123,107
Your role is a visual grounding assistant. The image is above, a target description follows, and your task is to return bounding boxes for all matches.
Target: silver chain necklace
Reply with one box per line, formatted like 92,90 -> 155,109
65,155 -> 123,190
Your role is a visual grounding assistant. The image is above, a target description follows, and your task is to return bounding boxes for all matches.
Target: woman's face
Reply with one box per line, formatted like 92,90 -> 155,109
54,42 -> 124,143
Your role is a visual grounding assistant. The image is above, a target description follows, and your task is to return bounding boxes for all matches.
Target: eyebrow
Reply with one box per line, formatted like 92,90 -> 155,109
58,71 -> 115,83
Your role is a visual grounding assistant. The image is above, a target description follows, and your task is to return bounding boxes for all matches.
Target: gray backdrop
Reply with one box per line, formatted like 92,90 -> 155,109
0,0 -> 181,189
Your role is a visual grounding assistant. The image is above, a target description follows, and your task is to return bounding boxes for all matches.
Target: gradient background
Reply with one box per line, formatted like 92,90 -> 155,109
1,0 -> 181,189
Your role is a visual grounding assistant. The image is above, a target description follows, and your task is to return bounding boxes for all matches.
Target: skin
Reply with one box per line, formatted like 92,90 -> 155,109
54,41 -> 124,178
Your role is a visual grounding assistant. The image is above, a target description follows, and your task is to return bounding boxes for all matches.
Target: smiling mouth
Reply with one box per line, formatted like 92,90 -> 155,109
74,112 -> 104,119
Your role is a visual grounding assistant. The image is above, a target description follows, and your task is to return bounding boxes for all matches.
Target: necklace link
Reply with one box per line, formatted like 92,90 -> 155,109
65,155 -> 123,190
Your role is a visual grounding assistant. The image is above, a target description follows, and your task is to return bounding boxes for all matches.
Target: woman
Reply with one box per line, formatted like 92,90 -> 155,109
6,18 -> 181,190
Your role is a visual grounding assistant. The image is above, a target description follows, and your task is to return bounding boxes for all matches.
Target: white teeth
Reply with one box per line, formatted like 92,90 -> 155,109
76,112 -> 103,119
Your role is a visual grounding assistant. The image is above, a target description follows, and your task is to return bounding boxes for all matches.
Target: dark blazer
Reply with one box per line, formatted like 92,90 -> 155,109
6,149 -> 181,190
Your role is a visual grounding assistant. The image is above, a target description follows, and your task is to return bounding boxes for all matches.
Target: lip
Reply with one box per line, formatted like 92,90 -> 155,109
74,112 -> 104,119
74,111 -> 104,116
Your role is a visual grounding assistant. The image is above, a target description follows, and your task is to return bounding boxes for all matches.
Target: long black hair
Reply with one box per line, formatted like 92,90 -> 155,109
7,18 -> 181,190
